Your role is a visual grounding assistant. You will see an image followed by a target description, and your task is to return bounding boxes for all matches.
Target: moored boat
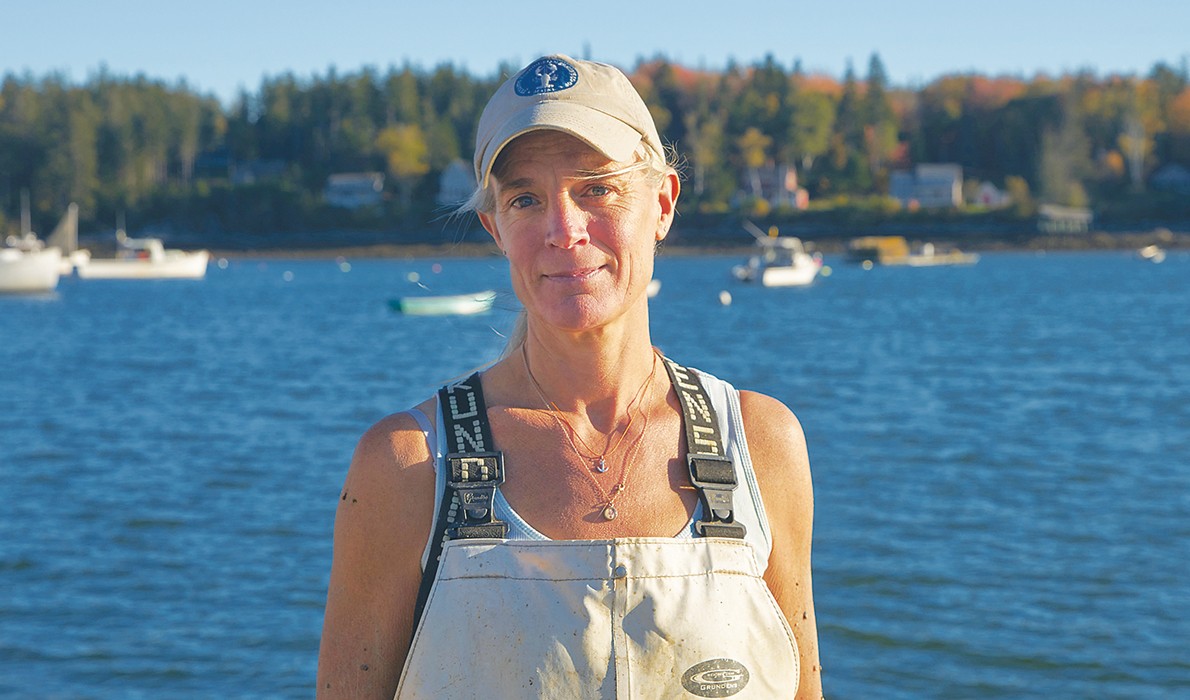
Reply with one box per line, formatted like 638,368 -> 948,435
78,231 -> 209,280
1138,244 -> 1167,263
389,290 -> 497,316
45,203 -> 89,275
848,236 -> 979,267
1,194 -> 65,293
0,240 -> 61,293
732,222 -> 823,287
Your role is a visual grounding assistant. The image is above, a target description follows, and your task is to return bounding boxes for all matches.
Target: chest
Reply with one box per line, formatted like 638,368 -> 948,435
489,407 -> 699,540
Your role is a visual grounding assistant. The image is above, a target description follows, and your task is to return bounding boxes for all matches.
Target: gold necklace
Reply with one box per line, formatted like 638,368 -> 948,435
522,344 -> 651,474
596,389 -> 653,520
522,346 -> 659,520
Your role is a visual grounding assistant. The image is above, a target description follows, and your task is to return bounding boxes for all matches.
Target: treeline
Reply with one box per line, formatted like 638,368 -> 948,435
2,55 -> 1189,237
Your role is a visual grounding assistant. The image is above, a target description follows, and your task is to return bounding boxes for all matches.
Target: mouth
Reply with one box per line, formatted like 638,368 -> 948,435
543,266 -> 604,281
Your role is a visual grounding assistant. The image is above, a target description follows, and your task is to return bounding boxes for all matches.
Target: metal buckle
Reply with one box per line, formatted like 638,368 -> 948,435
688,455 -> 747,538
446,451 -> 504,524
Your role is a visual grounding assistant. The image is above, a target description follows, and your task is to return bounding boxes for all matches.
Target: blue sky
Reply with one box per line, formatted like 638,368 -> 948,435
5,0 -> 1188,105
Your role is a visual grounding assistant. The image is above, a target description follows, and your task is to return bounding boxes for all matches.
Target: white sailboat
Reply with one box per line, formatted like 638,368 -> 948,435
0,193 -> 62,293
78,230 -> 209,280
0,236 -> 62,293
45,202 -> 90,275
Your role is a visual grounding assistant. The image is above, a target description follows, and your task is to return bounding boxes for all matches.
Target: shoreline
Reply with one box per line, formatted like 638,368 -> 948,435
206,229 -> 1189,260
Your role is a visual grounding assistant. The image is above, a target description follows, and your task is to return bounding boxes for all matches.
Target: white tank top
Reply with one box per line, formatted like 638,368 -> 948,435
405,368 -> 773,565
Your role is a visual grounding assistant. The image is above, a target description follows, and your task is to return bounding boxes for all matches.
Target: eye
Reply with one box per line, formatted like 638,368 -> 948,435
585,183 -> 611,197
509,194 -> 537,209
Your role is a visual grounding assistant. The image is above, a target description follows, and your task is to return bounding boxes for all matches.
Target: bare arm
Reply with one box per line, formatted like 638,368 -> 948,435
739,390 -> 824,700
316,408 -> 436,699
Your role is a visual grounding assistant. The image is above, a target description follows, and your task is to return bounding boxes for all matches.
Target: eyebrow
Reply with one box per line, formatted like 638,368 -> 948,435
499,177 -> 536,191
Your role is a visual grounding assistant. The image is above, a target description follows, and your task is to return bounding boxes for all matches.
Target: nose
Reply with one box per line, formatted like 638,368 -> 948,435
543,193 -> 590,249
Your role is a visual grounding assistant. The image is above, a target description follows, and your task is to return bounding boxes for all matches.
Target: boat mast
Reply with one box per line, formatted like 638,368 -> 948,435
20,189 -> 32,235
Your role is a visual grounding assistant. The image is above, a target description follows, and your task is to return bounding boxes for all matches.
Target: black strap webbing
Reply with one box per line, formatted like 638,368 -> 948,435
661,357 -> 747,539
411,372 -> 508,632
412,359 -> 746,637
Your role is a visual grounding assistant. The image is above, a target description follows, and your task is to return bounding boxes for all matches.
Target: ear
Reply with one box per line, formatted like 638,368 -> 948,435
478,211 -> 504,252
655,171 -> 680,242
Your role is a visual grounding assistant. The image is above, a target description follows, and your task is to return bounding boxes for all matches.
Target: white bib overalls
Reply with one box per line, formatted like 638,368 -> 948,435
395,366 -> 800,699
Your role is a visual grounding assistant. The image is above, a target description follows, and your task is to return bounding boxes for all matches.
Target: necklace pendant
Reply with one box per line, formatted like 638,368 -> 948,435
595,457 -> 608,473
602,505 -> 617,521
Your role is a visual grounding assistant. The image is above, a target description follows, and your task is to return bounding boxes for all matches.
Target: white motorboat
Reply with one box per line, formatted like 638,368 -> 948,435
732,222 -> 823,287
78,231 -> 209,280
389,290 -> 497,316
1138,245 -> 1166,263
0,236 -> 61,293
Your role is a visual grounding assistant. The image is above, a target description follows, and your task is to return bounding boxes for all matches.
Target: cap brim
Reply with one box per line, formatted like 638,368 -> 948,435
477,102 -> 644,187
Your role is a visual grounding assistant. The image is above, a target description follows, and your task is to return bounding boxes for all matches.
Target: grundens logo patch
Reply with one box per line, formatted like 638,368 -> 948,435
680,658 -> 750,697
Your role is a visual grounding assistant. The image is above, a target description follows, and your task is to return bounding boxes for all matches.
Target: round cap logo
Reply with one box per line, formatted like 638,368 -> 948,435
514,57 -> 579,96
680,658 -> 750,697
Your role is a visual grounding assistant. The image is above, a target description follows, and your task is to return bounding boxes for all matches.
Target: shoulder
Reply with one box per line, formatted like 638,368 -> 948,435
336,398 -> 438,550
738,391 -> 807,462
737,390 -> 812,521
350,397 -> 436,481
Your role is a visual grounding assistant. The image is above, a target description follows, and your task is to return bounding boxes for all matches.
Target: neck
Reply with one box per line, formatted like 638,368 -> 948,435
519,325 -> 658,433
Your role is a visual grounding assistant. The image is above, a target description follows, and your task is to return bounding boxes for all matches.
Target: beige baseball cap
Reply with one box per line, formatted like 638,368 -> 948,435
473,55 -> 664,187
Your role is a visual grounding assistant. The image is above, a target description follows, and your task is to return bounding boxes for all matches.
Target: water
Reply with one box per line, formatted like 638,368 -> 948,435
2,250 -> 1188,698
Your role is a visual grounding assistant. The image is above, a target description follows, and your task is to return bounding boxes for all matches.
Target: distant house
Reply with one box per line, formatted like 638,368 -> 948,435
324,172 -> 385,209
971,181 -> 1011,208
231,159 -> 287,185
1038,204 -> 1093,233
1151,164 -> 1190,194
437,159 -> 477,206
890,163 -> 963,208
194,148 -> 232,179
737,163 -> 808,210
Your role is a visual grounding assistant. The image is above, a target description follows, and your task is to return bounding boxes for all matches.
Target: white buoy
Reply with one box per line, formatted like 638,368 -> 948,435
283,270 -> 294,282
719,290 -> 732,306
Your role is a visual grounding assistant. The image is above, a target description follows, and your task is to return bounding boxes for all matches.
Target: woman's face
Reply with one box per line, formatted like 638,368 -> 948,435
479,131 -> 678,334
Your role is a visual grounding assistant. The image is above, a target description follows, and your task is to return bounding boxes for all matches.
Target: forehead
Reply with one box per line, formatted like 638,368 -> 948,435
492,130 -> 620,181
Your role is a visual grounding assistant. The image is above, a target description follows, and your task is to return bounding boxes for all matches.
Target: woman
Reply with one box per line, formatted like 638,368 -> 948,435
317,55 -> 822,699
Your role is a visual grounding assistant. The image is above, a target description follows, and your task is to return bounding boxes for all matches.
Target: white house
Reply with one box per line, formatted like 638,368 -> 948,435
324,172 -> 385,209
890,163 -> 963,208
437,159 -> 477,206
1038,204 -> 1093,233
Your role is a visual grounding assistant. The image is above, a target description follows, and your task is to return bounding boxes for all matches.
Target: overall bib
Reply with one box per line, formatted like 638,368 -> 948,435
395,359 -> 800,699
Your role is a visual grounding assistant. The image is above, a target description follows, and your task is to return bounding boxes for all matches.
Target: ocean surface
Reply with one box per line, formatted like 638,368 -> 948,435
2,249 -> 1188,699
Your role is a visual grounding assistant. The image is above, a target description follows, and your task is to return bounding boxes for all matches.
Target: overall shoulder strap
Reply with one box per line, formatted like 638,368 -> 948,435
661,357 -> 747,539
412,372 -> 509,631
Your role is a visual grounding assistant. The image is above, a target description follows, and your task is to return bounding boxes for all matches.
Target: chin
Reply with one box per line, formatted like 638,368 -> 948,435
536,295 -> 620,332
